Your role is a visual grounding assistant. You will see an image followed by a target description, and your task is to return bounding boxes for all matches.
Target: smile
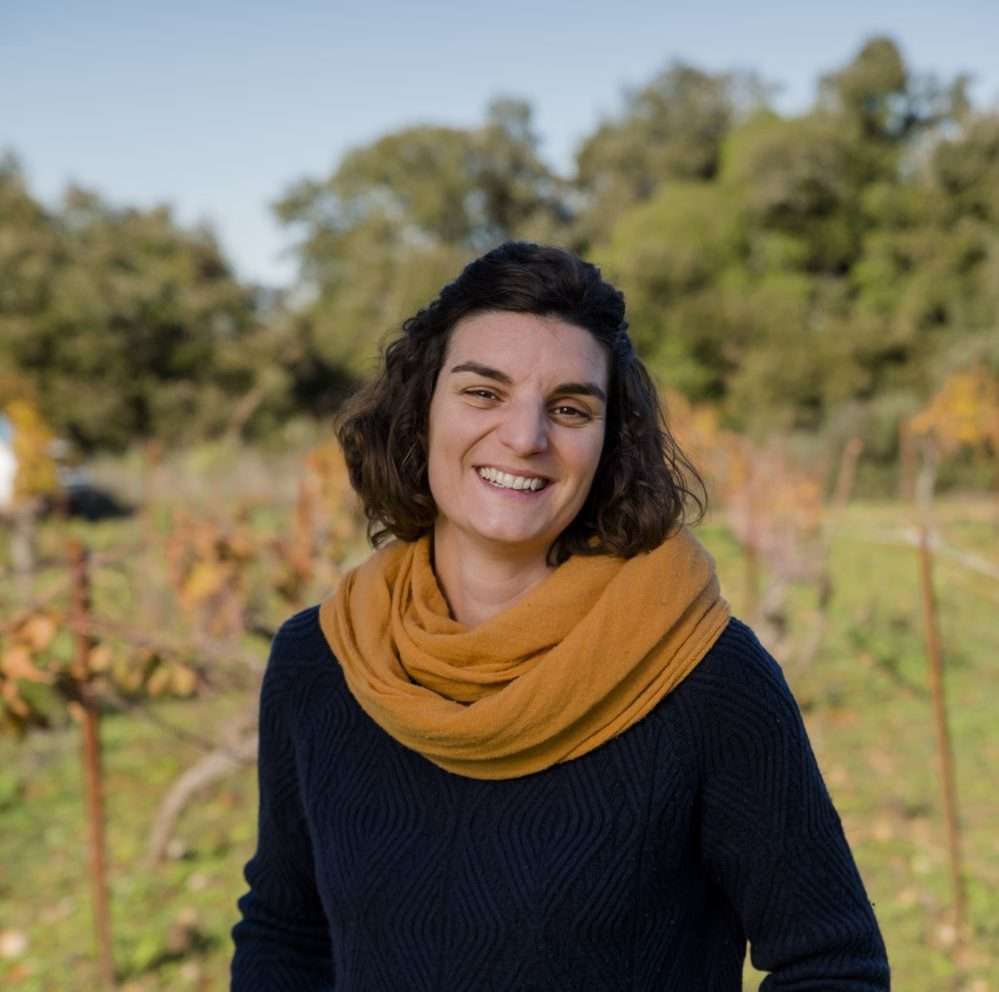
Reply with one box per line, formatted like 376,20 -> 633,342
476,466 -> 550,492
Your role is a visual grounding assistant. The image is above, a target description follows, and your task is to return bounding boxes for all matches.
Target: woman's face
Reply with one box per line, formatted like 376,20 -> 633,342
427,310 -> 609,565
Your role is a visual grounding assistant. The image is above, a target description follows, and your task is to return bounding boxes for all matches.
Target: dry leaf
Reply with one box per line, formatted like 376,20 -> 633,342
2,645 -> 53,684
20,613 -> 58,651
170,665 -> 198,697
87,644 -> 113,673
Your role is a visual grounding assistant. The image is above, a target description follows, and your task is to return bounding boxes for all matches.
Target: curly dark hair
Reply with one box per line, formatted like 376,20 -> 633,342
335,241 -> 706,566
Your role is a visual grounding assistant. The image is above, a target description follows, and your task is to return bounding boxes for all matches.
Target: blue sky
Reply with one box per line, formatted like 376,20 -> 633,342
2,1 -> 997,288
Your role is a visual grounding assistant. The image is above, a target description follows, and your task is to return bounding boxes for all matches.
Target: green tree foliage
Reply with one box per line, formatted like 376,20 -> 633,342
573,64 -> 770,249
595,36 -> 990,453
720,111 -> 871,273
0,168 -> 267,450
598,182 -> 742,398
818,35 -> 967,145
932,113 -> 999,224
274,99 -> 567,377
1,35 -> 997,470
0,155 -> 61,383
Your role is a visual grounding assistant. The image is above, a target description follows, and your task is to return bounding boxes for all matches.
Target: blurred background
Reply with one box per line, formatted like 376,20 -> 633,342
1,2 -> 997,989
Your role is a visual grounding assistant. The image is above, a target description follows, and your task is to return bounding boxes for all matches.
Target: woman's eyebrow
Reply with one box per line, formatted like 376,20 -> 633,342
450,361 -> 513,385
449,361 -> 606,403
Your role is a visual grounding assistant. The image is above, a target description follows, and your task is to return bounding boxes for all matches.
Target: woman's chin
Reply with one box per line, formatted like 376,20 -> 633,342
480,529 -> 547,552
459,522 -> 553,559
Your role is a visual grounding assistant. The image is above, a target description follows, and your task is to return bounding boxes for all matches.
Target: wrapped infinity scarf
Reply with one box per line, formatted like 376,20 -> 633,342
318,527 -> 730,780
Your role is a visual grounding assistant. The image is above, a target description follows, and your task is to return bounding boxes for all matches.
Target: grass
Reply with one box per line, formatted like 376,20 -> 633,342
1,491 -> 998,990
0,688 -> 257,990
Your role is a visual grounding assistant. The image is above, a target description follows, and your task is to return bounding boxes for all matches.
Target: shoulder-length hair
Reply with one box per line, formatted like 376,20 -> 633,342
335,241 -> 706,566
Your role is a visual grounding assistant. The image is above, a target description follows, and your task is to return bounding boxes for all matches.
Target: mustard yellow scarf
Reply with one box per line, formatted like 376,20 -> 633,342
318,527 -> 730,780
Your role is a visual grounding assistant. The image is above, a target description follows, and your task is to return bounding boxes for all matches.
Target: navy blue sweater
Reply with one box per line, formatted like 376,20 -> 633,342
230,607 -> 889,990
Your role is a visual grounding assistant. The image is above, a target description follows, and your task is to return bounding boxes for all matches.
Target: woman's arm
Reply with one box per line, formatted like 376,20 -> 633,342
230,621 -> 335,990
695,621 -> 890,991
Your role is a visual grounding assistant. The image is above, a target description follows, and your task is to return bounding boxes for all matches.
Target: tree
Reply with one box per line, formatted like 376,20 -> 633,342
2,184 -> 260,450
931,112 -> 999,224
274,99 -> 567,376
819,35 -> 967,145
0,155 -> 62,382
720,111 -> 870,274
595,181 -> 743,397
573,63 -> 770,248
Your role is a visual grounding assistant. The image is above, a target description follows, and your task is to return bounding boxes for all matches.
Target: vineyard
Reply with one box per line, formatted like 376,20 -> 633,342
1,379 -> 998,991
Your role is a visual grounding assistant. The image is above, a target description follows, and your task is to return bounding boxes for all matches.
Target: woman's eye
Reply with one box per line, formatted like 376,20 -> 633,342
553,405 -> 590,420
463,391 -> 589,421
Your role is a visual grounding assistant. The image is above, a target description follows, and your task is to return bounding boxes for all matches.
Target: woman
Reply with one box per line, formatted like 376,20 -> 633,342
231,242 -> 890,990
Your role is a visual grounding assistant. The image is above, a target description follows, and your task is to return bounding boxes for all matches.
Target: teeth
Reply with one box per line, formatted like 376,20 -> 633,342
477,467 -> 548,491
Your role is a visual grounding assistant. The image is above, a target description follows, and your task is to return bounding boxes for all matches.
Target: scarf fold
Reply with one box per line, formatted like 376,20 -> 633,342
318,527 -> 730,780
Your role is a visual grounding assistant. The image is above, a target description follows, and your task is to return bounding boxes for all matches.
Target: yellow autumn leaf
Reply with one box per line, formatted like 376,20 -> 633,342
115,661 -> 146,694
146,666 -> 173,697
1,645 -> 53,684
19,613 -> 57,652
170,665 -> 198,697
910,367 -> 999,453
87,644 -> 113,673
5,398 -> 59,503
181,560 -> 228,605
2,679 -> 31,716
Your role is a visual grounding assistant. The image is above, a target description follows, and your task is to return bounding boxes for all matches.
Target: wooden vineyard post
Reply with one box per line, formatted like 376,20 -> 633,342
68,538 -> 116,989
898,420 -> 916,503
916,525 -> 967,949
832,436 -> 864,511
912,434 -> 967,958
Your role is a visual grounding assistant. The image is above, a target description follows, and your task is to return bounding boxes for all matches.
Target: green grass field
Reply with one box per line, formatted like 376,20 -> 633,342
1,496 -> 997,990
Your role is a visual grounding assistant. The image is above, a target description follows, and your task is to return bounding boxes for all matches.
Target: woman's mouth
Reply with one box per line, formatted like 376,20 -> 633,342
475,466 -> 550,495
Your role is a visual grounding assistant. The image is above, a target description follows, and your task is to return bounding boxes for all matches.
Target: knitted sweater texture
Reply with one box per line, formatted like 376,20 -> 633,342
230,606 -> 890,991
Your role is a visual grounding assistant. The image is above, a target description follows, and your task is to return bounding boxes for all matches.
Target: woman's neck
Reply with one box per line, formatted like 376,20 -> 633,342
431,527 -> 554,628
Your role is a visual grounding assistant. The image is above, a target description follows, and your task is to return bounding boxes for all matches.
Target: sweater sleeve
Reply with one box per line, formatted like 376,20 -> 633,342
695,622 -> 890,991
230,619 -> 335,990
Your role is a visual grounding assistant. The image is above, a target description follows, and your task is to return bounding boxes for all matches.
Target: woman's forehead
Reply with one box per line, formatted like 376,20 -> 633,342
445,311 -> 608,383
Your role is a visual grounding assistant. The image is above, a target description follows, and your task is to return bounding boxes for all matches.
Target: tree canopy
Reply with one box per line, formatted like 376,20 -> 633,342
2,35 -> 997,485
0,161 -> 268,450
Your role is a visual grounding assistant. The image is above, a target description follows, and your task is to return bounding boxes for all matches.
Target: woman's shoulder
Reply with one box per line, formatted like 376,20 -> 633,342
274,603 -> 323,642
652,616 -> 811,765
682,616 -> 794,699
264,604 -> 336,680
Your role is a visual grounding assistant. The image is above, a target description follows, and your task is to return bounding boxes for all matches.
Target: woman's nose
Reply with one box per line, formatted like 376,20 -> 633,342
496,400 -> 550,455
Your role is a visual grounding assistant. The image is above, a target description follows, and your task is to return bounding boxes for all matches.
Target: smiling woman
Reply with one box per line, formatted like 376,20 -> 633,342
426,311 -> 610,624
230,242 -> 890,991
329,241 -> 704,574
